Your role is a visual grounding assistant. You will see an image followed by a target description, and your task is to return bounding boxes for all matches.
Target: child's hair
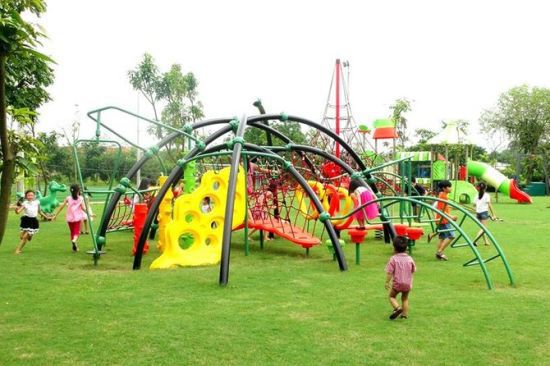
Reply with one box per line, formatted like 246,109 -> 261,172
477,182 -> 487,200
83,186 -> 92,198
24,189 -> 35,197
393,235 -> 408,253
70,184 -> 80,200
438,180 -> 452,192
348,178 -> 366,194
138,178 -> 151,191
411,176 -> 417,183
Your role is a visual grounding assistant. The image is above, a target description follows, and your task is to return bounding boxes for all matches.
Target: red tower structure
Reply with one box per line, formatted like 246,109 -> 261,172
313,59 -> 374,160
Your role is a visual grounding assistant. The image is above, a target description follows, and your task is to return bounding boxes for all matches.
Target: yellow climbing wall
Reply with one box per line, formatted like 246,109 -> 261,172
150,167 -> 246,269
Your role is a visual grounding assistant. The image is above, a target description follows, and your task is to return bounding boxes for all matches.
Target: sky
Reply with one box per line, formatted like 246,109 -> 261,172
35,0 -> 550,152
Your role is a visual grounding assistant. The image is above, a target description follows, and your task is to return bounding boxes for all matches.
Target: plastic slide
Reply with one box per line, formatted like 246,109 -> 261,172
449,180 -> 479,204
150,167 -> 247,269
467,160 -> 532,203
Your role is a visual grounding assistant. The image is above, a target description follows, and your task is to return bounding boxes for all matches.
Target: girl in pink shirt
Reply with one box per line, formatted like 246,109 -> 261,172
54,184 -> 86,252
385,236 -> 416,320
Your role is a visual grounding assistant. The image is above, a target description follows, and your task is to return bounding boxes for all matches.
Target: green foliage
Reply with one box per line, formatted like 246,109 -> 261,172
481,85 -> 550,154
481,85 -> 550,183
389,98 -> 412,149
414,128 -> 436,144
128,54 -> 205,159
0,0 -> 53,245
0,0 -> 47,56
243,121 -> 306,147
5,45 -> 54,110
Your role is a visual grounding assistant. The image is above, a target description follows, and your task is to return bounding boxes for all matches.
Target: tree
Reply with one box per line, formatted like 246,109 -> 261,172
414,128 -> 436,145
243,121 -> 306,147
35,131 -> 71,192
389,98 -> 412,149
481,85 -> 550,184
157,64 -> 204,157
128,53 -> 162,135
128,56 -> 205,160
0,0 -> 53,245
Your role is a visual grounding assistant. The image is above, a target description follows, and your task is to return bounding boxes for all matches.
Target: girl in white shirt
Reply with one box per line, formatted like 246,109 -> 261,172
474,182 -> 496,246
14,190 -> 49,254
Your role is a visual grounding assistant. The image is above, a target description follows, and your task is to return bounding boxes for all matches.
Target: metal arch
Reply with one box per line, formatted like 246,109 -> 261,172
133,145 -> 349,280
245,120 -> 396,240
96,119 -> 233,249
219,114 -> 248,285
132,124 -> 234,269
246,114 -> 368,172
335,195 -> 514,289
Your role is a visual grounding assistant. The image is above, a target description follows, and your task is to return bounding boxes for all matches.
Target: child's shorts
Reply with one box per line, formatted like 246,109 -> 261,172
392,283 -> 411,293
20,216 -> 39,235
438,223 -> 455,239
476,211 -> 490,220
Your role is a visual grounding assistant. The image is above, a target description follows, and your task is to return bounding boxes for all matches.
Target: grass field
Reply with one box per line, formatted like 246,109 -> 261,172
1,196 -> 549,365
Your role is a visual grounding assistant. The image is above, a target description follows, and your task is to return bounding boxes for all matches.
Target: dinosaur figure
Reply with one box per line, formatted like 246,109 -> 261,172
38,181 -> 67,214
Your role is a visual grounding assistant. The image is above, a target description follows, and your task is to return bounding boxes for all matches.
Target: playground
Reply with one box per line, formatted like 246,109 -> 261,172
3,2 -> 550,363
1,101 -> 549,364
0,195 -> 548,364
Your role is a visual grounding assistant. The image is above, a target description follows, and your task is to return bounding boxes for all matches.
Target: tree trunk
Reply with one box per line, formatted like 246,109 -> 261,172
39,160 -> 49,196
515,150 -> 522,181
0,55 -> 16,245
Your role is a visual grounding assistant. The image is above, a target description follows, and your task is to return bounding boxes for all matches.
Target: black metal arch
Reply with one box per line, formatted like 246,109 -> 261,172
94,111 -> 392,282
132,141 -> 349,281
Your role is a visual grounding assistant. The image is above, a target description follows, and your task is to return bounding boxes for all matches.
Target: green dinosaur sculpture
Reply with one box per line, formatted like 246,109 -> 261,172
37,181 -> 68,214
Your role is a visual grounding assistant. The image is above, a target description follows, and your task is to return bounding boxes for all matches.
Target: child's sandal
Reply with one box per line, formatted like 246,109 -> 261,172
389,307 -> 403,320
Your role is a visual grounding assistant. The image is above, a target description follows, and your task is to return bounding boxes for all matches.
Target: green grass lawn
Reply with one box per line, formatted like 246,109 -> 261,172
1,196 -> 549,365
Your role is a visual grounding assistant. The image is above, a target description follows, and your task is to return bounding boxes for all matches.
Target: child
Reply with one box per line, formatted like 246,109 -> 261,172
433,180 -> 458,260
53,184 -> 86,252
474,182 -> 496,246
247,190 -> 273,241
201,196 -> 212,213
409,176 -> 427,218
81,190 -> 95,234
348,178 -> 379,228
14,190 -> 49,254
385,235 -> 416,320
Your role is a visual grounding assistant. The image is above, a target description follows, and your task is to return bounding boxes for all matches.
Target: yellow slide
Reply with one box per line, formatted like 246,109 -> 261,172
150,167 -> 246,269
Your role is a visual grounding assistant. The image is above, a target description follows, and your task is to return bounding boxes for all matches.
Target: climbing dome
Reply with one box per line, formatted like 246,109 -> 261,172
82,106 -> 514,289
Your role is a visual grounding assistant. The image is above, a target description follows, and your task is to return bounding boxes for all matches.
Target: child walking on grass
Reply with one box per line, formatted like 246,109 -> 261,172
14,190 -> 50,254
474,182 -> 496,246
385,235 -> 416,320
53,184 -> 86,252
429,180 -> 458,260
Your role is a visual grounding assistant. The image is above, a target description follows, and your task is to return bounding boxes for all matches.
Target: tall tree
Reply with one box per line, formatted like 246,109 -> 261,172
0,0 -> 53,245
389,98 -> 412,149
481,85 -> 550,183
128,53 -> 162,135
128,56 -> 204,160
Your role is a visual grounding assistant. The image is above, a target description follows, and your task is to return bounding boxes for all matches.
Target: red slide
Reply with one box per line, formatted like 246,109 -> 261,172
509,179 -> 533,204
